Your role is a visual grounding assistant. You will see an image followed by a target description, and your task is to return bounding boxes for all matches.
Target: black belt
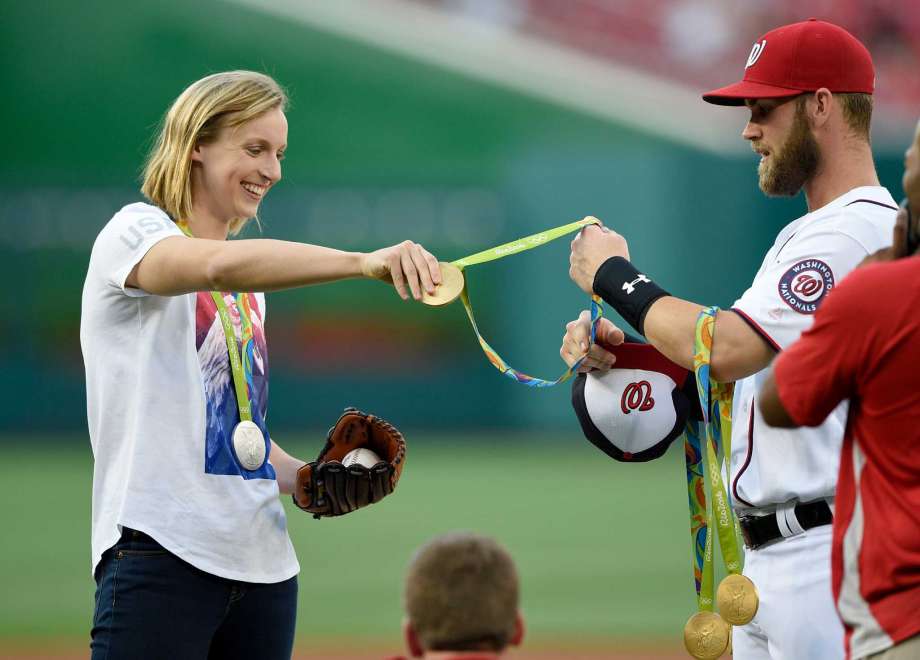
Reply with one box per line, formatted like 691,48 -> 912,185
119,527 -> 157,544
738,500 -> 833,550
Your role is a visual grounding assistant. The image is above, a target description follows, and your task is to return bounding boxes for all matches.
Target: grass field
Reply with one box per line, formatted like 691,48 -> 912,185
1,432 -> 706,658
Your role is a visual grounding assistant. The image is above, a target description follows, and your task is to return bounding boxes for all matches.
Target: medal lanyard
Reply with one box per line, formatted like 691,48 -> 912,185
176,221 -> 255,423
686,307 -> 742,610
451,218 -> 603,387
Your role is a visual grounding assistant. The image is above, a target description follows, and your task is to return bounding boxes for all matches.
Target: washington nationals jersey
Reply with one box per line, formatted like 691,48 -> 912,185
81,202 -> 299,583
773,258 -> 920,659
728,186 -> 896,509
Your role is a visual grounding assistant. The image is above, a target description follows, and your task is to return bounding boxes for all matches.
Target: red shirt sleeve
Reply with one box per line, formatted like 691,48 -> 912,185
773,266 -> 878,426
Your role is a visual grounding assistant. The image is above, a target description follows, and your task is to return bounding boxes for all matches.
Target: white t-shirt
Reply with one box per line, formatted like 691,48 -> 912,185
80,202 -> 299,583
728,186 -> 897,510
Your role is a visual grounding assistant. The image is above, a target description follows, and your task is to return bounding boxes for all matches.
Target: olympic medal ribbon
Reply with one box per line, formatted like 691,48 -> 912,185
683,420 -> 710,603
236,291 -> 257,400
207,293 -> 269,471
682,435 -> 729,660
211,292 -> 255,422
693,307 -> 759,630
445,217 -> 603,387
681,307 -> 743,658
451,217 -> 601,269
459,286 -> 602,387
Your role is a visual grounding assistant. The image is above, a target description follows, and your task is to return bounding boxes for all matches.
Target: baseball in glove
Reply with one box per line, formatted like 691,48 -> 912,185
293,407 -> 406,518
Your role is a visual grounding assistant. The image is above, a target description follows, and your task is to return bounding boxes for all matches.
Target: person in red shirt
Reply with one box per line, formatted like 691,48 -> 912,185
386,532 -> 525,660
759,119 -> 920,660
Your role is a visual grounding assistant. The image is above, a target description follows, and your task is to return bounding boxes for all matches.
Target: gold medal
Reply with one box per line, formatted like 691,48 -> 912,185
683,611 -> 730,659
716,573 -> 759,626
421,262 -> 464,306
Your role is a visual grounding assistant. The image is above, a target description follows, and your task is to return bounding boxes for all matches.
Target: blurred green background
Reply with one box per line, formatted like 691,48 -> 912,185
3,438 -> 701,656
1,1 -> 911,657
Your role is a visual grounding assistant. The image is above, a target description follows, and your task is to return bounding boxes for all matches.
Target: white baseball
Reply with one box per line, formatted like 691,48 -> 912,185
342,447 -> 383,468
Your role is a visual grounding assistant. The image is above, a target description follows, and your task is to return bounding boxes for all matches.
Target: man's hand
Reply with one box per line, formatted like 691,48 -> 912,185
560,310 -> 626,372
569,219 -> 630,295
361,241 -> 442,300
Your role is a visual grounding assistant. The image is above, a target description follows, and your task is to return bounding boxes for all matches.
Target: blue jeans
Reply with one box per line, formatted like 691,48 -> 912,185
91,528 -> 297,660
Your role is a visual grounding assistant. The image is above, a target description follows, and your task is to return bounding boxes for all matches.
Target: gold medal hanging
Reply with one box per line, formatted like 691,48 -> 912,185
682,307 -> 759,658
684,611 -> 731,660
716,573 -> 759,626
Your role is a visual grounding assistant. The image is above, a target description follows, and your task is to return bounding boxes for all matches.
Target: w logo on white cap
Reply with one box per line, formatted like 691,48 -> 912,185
746,40 -> 767,68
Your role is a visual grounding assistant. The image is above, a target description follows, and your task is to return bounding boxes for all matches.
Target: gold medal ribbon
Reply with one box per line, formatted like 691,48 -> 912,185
429,218 -> 604,387
683,307 -> 759,658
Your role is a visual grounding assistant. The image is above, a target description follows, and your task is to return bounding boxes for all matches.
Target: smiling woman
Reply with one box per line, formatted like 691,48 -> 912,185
190,106 -> 288,232
80,70 -> 443,660
142,72 -> 288,236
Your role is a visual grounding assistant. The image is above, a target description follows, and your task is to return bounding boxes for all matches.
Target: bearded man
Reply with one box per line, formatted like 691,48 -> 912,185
561,19 -> 897,659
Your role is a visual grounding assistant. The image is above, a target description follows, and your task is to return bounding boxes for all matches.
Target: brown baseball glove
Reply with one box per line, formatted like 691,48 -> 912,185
293,408 -> 406,518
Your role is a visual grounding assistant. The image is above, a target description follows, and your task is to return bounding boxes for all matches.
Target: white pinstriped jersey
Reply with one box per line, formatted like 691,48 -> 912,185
727,186 -> 897,510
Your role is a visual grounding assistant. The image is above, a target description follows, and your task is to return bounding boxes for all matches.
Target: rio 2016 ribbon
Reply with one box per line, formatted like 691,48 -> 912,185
682,307 -> 759,659
176,221 -> 267,471
693,308 -> 760,629
424,217 -> 603,387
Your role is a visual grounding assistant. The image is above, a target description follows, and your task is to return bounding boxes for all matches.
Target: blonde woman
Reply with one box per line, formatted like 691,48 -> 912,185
80,71 -> 442,659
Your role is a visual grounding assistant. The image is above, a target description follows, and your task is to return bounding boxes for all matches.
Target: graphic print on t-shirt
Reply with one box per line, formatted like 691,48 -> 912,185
196,292 -> 275,479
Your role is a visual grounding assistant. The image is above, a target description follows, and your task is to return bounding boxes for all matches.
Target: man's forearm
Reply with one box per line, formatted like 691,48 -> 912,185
590,256 -> 776,383
642,296 -> 704,370
638,298 -> 775,383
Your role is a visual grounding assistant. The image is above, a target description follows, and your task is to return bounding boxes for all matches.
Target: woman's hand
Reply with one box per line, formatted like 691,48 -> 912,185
361,240 -> 442,300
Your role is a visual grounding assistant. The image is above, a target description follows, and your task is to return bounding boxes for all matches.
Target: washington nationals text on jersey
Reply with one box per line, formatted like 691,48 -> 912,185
728,186 -> 896,510
774,257 -> 920,660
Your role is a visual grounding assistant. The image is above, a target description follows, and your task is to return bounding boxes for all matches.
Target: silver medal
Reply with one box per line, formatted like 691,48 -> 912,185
232,420 -> 266,470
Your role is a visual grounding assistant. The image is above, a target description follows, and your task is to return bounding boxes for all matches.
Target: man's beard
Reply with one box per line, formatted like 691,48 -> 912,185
758,106 -> 820,197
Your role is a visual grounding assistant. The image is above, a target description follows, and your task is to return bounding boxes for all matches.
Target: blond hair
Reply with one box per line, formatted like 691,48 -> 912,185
405,533 -> 519,652
141,71 -> 288,235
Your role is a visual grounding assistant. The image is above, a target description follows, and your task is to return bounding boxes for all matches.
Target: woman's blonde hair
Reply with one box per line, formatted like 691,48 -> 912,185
141,71 -> 288,235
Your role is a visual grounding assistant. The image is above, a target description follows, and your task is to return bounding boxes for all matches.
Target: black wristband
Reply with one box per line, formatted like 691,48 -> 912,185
593,257 -> 670,335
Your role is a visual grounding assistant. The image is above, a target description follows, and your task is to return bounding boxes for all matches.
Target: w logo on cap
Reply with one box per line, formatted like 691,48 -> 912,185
621,381 -> 655,414
745,40 -> 767,68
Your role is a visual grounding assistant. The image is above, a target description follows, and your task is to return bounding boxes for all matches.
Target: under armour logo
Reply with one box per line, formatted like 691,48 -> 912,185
746,40 -> 766,68
622,274 -> 650,295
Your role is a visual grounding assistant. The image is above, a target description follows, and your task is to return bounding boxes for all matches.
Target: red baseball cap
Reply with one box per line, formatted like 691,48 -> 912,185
703,18 -> 875,106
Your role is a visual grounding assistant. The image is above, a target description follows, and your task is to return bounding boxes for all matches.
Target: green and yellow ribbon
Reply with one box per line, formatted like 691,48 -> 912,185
451,218 -> 603,387
685,307 -> 743,610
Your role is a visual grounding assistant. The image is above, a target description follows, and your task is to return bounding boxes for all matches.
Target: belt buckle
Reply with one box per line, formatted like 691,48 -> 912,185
738,515 -> 757,549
